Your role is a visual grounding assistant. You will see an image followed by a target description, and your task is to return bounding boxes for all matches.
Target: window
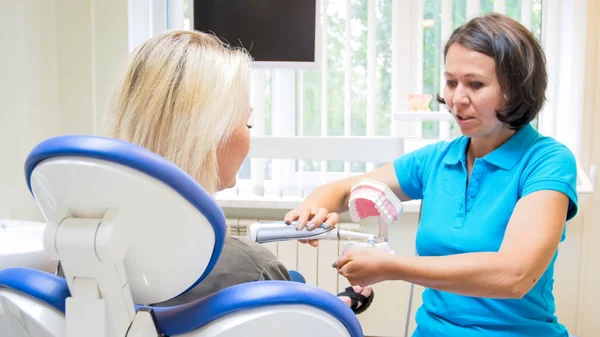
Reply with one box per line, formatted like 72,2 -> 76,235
213,0 -> 545,201
421,0 -> 543,138
131,0 -> 592,206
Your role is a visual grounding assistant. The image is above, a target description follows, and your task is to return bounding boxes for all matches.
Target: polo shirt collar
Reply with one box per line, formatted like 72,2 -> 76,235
442,136 -> 469,166
443,124 -> 539,170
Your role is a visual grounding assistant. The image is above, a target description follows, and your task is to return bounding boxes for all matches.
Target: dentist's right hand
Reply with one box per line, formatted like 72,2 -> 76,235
283,163 -> 404,247
284,207 -> 340,247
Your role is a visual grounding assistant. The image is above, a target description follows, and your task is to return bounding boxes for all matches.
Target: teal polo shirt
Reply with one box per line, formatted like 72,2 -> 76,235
394,124 -> 578,337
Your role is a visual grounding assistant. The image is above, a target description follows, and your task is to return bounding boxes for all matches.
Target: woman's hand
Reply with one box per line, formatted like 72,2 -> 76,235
284,207 -> 340,230
284,207 -> 340,247
282,163 -> 406,247
336,248 -> 395,287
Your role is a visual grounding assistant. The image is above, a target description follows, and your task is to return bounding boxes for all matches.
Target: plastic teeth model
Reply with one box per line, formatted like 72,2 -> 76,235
348,178 -> 403,241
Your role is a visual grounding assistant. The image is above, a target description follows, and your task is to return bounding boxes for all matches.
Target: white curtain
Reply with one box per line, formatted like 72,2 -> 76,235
539,0 -> 589,162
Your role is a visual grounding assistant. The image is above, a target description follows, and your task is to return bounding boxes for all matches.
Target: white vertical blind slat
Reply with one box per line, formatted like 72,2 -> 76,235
320,0 -> 329,183
494,0 -> 506,15
366,0 -> 377,172
344,0 -> 352,175
466,0 -> 481,20
521,0 -> 533,30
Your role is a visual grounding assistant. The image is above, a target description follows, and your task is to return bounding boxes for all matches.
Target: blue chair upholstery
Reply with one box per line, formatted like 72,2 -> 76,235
0,268 -> 69,313
0,268 -> 362,337
147,281 -> 361,336
288,270 -> 306,283
24,135 -> 226,292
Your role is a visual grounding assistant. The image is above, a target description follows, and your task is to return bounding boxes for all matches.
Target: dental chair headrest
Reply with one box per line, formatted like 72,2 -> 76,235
24,135 -> 226,305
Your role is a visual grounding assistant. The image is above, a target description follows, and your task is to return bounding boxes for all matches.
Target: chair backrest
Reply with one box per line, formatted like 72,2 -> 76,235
25,135 -> 226,305
0,135 -> 364,337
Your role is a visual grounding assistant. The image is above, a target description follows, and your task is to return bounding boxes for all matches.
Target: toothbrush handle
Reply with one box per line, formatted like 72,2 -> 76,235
253,225 -> 338,244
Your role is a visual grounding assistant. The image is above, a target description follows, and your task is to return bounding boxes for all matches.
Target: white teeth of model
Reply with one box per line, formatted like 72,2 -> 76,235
358,189 -> 377,200
381,208 -> 390,218
387,214 -> 393,222
349,190 -> 376,204
375,202 -> 384,214
380,209 -> 391,222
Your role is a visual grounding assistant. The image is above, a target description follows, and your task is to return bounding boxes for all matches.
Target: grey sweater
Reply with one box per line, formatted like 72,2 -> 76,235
154,236 -> 290,306
58,236 -> 291,306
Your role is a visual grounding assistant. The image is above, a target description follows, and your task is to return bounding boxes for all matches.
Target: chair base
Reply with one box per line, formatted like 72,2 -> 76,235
0,289 -> 64,337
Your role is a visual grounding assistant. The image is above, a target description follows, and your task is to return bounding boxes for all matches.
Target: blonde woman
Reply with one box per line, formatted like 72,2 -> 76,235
73,30 -> 374,313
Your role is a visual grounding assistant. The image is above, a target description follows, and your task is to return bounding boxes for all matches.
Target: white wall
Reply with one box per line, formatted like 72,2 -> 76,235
0,0 -> 129,221
576,2 -> 600,336
0,1 -> 60,221
55,0 -> 130,136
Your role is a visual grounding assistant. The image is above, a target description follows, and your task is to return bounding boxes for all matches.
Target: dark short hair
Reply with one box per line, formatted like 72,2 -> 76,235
437,13 -> 547,130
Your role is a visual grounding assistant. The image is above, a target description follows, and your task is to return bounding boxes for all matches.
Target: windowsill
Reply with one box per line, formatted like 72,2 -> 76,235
217,175 -> 593,213
217,195 -> 417,213
218,133 -> 594,213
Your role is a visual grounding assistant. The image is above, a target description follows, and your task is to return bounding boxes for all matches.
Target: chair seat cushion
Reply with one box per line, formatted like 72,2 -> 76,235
0,269 -> 362,337
146,280 -> 362,337
0,267 -> 70,313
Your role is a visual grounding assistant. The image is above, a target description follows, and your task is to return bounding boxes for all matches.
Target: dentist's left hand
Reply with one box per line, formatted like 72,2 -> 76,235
336,248 -> 394,287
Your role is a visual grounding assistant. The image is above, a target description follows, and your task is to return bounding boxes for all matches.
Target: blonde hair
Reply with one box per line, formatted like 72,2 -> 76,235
107,30 -> 251,194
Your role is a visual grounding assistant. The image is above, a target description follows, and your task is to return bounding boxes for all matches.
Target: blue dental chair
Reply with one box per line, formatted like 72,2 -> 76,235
0,135 -> 363,337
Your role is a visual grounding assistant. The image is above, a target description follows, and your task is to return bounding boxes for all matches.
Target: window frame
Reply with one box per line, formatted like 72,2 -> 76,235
130,0 -> 593,211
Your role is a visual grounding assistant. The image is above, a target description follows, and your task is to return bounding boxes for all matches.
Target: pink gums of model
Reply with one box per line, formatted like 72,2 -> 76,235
348,178 -> 403,243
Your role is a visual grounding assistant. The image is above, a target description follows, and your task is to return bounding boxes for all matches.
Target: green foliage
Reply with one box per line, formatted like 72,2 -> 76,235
275,0 -> 542,171
506,0 -> 522,20
480,0 -> 494,14
218,0 -> 547,178
453,0 -> 467,30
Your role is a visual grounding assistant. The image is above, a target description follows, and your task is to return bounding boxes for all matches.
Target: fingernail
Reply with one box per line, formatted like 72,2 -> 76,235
296,223 -> 303,231
331,261 -> 338,268
307,223 -> 315,230
323,223 -> 332,229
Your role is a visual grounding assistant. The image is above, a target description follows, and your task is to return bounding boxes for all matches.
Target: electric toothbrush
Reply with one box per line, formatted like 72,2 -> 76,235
248,221 -> 375,244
